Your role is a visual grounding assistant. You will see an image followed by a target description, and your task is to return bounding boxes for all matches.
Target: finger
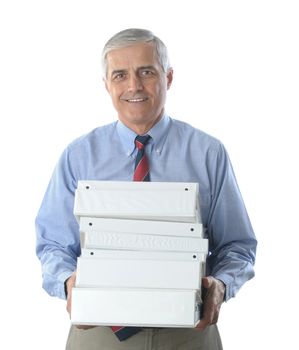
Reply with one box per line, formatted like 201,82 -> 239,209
196,304 -> 220,331
196,301 -> 215,331
196,318 -> 210,331
76,325 -> 96,330
202,276 -> 212,289
65,272 -> 76,316
196,277 -> 223,331
66,295 -> 72,316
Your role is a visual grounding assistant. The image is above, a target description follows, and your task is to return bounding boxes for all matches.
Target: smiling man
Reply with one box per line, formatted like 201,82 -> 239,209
36,28 -> 257,350
104,41 -> 173,135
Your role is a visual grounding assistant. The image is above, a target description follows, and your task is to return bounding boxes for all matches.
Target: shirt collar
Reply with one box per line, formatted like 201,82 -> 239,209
116,113 -> 171,157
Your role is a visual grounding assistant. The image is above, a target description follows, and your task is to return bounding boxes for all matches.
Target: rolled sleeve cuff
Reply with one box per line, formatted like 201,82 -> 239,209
43,270 -> 74,300
213,274 -> 235,302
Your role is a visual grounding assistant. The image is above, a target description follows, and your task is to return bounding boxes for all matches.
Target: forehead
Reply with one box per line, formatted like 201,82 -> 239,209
106,42 -> 160,72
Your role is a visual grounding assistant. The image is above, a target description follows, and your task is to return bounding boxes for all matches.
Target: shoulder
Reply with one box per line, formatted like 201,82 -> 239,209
170,118 -> 224,152
169,117 -> 232,176
66,121 -> 117,154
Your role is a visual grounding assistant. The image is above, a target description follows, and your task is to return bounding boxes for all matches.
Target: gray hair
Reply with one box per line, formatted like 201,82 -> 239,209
102,28 -> 171,78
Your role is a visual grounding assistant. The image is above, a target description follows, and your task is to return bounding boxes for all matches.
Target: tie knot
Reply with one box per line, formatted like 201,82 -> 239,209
135,135 -> 151,150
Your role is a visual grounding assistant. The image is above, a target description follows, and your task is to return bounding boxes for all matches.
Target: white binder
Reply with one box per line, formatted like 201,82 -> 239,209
71,288 -> 201,327
72,180 -> 206,327
81,248 -> 206,262
81,230 -> 209,252
80,217 -> 204,238
76,180 -> 198,192
74,181 -> 200,223
76,257 -> 204,289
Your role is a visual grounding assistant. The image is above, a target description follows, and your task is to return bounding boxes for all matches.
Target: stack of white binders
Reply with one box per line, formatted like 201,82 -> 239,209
71,181 -> 208,328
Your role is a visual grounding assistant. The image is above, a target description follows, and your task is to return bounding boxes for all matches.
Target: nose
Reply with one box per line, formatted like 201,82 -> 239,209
128,74 -> 143,92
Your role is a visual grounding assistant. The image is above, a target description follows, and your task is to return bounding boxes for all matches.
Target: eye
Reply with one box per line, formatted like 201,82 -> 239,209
140,69 -> 154,78
112,72 -> 127,81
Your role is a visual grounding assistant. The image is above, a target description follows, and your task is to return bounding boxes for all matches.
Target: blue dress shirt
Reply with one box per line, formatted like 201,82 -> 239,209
35,115 -> 257,301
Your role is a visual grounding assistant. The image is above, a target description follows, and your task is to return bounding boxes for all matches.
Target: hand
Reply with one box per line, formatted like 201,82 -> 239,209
66,271 -> 77,317
65,271 -> 94,330
196,276 -> 226,331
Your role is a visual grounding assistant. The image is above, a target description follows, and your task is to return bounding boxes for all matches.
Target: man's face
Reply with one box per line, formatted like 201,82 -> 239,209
104,42 -> 173,132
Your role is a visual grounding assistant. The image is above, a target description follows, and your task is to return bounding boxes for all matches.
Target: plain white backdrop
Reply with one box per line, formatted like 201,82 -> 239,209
0,0 -> 298,349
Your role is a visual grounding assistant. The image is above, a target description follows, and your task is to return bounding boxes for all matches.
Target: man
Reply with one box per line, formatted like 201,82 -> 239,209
36,28 -> 257,350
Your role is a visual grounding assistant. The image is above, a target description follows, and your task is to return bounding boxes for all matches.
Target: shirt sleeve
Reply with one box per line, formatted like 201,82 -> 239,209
205,143 -> 257,301
35,146 -> 80,300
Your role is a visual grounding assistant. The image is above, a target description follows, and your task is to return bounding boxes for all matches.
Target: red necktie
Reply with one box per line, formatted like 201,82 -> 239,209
133,135 -> 151,182
112,135 -> 151,341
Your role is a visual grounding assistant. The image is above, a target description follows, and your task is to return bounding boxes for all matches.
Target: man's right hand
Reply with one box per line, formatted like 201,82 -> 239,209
66,271 -> 77,316
65,271 -> 95,330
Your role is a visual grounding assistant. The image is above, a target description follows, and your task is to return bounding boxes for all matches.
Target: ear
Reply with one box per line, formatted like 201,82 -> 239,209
103,78 -> 110,94
166,68 -> 173,90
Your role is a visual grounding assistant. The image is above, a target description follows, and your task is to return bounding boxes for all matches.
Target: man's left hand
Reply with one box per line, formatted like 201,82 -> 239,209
196,276 -> 226,331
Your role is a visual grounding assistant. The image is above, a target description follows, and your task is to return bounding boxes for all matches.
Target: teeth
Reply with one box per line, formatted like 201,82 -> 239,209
127,98 -> 146,102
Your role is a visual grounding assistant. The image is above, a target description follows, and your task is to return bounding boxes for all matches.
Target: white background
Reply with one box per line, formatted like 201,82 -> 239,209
0,0 -> 298,349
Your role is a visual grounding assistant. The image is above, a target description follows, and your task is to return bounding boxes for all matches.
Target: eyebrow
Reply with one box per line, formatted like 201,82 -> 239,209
110,65 -> 157,78
138,65 -> 156,71
138,66 -> 157,72
110,69 -> 127,78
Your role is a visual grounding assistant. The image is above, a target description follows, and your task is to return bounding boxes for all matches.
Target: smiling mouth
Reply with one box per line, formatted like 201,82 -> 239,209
123,97 -> 149,103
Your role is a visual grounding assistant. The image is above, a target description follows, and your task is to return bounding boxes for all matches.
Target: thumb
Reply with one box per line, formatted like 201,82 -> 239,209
202,276 -> 213,289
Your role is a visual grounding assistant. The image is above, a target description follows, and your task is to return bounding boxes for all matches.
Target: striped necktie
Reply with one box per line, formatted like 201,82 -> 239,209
111,135 -> 151,341
133,135 -> 151,181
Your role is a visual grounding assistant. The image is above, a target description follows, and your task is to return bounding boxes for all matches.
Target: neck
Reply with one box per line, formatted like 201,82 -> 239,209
131,122 -> 157,135
120,112 -> 163,135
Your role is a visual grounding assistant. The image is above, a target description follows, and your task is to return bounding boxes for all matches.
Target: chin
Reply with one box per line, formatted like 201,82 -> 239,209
125,110 -> 150,120
130,115 -> 151,124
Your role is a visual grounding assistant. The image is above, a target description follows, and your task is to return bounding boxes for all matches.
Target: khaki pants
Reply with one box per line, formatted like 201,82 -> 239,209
66,326 -> 223,350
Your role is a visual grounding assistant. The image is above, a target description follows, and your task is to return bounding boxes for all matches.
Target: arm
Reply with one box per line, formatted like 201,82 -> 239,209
35,147 -> 80,300
197,143 -> 257,329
